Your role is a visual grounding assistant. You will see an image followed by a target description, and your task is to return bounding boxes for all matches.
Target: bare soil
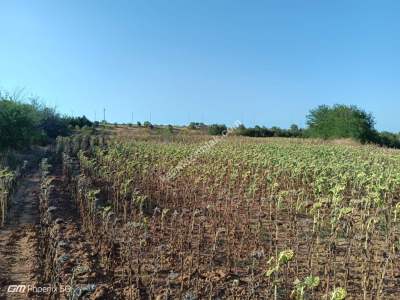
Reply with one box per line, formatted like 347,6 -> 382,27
0,169 -> 40,299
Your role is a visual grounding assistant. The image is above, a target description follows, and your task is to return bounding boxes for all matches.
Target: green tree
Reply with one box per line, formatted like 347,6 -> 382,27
306,104 -> 377,143
289,124 -> 302,137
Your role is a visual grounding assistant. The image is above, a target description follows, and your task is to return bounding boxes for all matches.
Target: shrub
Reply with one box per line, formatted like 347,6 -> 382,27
208,124 -> 227,135
0,99 -> 40,149
143,121 -> 152,128
0,90 -> 90,150
64,115 -> 92,129
234,124 -> 302,138
376,131 -> 400,148
188,122 -> 206,129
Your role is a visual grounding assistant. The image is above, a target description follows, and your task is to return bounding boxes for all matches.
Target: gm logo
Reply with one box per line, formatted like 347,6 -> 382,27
7,285 -> 26,293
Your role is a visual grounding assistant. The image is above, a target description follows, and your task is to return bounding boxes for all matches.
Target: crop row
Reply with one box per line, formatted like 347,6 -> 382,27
57,135 -> 400,299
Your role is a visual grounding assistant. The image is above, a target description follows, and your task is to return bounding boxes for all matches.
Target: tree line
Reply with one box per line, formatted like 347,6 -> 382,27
202,105 -> 400,148
0,91 -> 92,151
2,91 -> 398,150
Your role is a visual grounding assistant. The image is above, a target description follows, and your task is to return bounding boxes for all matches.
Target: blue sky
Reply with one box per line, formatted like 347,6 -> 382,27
1,1 -> 399,131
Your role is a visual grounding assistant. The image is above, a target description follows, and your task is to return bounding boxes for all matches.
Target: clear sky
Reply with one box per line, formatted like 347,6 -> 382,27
1,1 -> 399,131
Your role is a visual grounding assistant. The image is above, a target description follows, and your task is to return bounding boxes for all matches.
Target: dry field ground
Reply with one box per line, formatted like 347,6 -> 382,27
1,127 -> 400,299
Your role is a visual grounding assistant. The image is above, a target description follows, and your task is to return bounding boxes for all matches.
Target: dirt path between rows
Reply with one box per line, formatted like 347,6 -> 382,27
0,168 -> 40,300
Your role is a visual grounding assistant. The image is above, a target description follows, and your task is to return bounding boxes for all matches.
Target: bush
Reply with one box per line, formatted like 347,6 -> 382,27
64,115 -> 93,129
0,99 -> 40,149
143,121 -> 153,129
208,124 -> 227,136
376,132 -> 400,148
234,124 -> 303,138
238,125 -> 273,137
0,91 -> 90,151
188,122 -> 206,130
39,107 -> 70,139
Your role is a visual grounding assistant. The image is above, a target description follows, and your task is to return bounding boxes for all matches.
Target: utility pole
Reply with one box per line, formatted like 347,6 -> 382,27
94,111 -> 97,122
103,108 -> 106,123
131,112 -> 134,123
